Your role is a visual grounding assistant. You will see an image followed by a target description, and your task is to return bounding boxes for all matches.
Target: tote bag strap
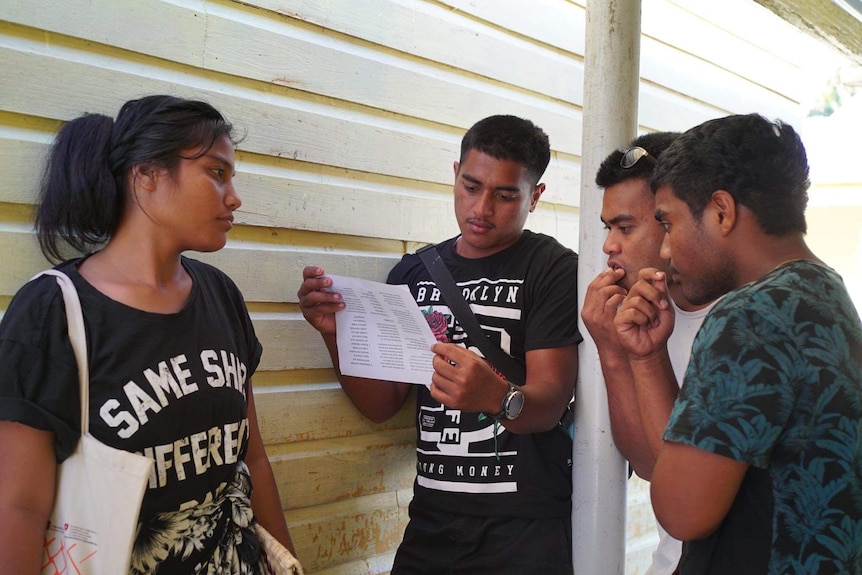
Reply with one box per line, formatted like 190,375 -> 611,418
32,270 -> 90,435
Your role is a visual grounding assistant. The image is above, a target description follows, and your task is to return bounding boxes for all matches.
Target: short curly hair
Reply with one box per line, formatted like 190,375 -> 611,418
651,113 -> 810,235
460,115 -> 551,185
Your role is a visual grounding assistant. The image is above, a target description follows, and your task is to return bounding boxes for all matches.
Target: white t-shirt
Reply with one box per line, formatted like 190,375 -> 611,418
645,299 -> 718,575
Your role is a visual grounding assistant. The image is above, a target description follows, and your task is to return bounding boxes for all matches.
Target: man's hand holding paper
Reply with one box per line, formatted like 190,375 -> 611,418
326,275 -> 437,386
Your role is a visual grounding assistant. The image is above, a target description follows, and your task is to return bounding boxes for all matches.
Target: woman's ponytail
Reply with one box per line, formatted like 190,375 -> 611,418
35,113 -> 123,262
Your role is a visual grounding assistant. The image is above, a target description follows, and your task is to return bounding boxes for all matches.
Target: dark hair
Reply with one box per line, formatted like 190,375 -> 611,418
35,95 -> 236,262
459,115 -> 551,185
595,131 -> 681,188
651,113 -> 810,235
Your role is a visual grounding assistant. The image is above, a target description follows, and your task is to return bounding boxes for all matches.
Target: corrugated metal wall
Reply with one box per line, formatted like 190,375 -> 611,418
0,1 -> 838,573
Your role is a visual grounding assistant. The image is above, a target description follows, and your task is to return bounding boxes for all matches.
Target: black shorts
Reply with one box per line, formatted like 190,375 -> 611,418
391,505 -> 573,575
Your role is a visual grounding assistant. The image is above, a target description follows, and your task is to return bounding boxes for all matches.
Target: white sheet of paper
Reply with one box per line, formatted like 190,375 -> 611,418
328,274 -> 437,386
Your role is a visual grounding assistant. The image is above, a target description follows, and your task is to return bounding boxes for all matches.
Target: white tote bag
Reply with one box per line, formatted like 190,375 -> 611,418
37,270 -> 153,575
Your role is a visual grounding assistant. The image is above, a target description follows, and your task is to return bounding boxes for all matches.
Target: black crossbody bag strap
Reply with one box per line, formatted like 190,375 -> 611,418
417,244 -> 574,439
417,244 -> 526,386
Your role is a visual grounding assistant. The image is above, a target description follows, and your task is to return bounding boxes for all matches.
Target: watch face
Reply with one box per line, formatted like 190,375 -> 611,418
506,390 -> 525,420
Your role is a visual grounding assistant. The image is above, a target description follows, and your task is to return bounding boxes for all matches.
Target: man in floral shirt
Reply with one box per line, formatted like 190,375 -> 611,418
615,113 -> 862,574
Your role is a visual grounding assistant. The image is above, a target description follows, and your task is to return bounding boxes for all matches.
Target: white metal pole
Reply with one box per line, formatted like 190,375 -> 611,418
573,0 -> 642,573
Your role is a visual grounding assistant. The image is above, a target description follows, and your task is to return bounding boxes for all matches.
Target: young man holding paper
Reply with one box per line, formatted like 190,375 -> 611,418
297,115 -> 581,574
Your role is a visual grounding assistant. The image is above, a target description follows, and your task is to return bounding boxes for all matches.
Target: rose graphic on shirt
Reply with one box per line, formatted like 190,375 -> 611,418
422,309 -> 450,343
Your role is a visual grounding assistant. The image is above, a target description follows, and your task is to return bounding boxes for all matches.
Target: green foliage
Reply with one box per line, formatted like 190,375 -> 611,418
809,74 -> 859,117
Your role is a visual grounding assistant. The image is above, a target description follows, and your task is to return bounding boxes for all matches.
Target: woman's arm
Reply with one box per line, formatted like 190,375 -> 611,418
244,382 -> 297,557
0,420 -> 57,574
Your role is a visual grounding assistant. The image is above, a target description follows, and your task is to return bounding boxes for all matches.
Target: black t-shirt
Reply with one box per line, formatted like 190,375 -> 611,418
0,256 -> 261,522
677,467 -> 772,575
387,230 -> 582,519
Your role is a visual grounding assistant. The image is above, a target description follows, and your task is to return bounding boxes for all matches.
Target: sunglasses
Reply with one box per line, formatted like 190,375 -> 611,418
620,146 -> 657,169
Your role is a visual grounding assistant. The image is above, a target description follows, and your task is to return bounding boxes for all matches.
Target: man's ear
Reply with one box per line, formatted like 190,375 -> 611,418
529,183 -> 546,212
710,190 -> 737,236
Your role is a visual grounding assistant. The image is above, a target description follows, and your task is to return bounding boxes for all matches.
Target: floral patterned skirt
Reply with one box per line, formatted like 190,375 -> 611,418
130,461 -> 273,575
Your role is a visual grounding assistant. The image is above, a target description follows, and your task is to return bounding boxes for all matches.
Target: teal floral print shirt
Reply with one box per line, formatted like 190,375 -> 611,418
665,261 -> 862,575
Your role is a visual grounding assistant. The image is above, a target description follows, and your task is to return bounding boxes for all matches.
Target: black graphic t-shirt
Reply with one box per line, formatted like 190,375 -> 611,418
387,231 -> 582,519
0,256 -> 262,570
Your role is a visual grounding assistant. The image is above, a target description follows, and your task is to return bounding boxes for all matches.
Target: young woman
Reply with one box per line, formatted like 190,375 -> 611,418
0,95 -> 295,574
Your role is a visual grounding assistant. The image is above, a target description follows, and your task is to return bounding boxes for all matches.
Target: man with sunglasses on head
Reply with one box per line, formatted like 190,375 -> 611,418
582,131 -> 717,575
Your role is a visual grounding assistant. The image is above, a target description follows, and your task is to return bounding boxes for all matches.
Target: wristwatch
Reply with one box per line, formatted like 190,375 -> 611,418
495,382 -> 525,421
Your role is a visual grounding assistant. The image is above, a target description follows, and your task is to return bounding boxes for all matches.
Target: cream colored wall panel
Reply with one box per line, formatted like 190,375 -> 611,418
227,167 -> 578,244
287,493 -> 409,573
201,5 -> 583,155
268,428 -> 415,509
640,37 -> 801,122
543,153 -> 582,208
806,203 -> 862,310
437,0 -> 585,55
66,0 -> 810,130
0,0 -> 583,155
0,43 -> 582,204
0,224 -> 400,302
230,170 -> 458,243
245,0 -> 584,110
0,226 -> 51,294
0,0 -> 207,61
0,205 -> 575,306
255,386 -> 415,444
0,127 -> 50,204
529,205 -> 580,251
195,242 -> 402,302
0,129 -> 460,241
0,44 -> 442,186
637,83 -> 726,134
440,0 -> 804,123
625,476 -> 660,574
0,231 -> 364,369
253,314 -> 332,370
0,120 -> 583,240
0,230 -> 401,372
313,554 -> 395,575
